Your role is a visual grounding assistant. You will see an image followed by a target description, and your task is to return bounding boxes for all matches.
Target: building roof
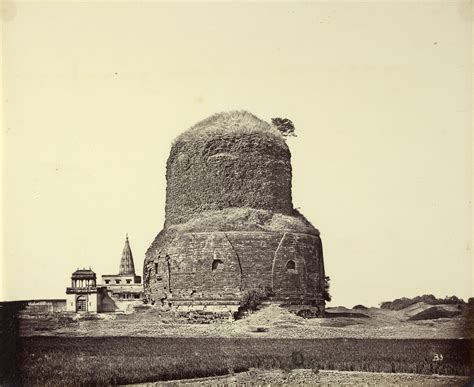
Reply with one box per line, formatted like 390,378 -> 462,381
119,234 -> 136,275
71,268 -> 96,279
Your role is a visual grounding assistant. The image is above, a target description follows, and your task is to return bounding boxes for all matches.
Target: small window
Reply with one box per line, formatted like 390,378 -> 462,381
154,262 -> 158,273
126,279 -> 131,284
134,294 -> 140,299
105,280 -> 110,284
212,259 -> 224,271
115,280 -> 120,284
286,260 -> 296,271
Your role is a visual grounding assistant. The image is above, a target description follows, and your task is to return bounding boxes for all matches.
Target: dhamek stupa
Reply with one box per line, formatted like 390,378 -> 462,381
144,111 -> 326,311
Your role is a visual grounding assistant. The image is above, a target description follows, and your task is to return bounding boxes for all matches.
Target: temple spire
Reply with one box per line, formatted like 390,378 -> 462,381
119,233 -> 136,275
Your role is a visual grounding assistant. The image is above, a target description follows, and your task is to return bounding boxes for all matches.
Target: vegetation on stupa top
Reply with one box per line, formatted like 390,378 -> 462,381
166,207 -> 319,235
271,117 -> 296,137
173,111 -> 289,148
146,207 -> 319,257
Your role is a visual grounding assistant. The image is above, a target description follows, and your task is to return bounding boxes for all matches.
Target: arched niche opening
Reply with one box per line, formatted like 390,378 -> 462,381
286,260 -> 296,271
212,259 -> 224,272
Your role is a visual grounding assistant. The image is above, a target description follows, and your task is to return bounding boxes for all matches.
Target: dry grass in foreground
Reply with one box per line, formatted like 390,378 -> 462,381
5,336 -> 472,386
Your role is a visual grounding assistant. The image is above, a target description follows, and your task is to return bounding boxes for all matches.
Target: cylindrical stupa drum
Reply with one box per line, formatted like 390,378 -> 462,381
144,111 -> 326,311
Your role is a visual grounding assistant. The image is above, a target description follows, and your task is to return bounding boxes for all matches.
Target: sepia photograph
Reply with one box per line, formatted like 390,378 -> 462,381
1,1 -> 472,385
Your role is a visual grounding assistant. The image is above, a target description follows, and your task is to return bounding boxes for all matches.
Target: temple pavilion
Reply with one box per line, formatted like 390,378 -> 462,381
65,234 -> 143,313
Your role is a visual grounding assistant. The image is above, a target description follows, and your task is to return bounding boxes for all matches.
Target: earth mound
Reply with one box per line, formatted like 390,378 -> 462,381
381,295 -> 465,311
408,306 -> 462,321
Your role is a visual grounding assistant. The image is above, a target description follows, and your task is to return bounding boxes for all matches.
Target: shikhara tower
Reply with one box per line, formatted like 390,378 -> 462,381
119,234 -> 136,275
102,234 -> 143,301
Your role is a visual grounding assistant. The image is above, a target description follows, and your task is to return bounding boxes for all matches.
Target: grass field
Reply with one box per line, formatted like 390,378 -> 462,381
4,337 -> 472,386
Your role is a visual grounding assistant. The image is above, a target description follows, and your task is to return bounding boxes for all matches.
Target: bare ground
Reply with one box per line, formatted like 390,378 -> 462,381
130,369 -> 470,386
19,303 -> 470,339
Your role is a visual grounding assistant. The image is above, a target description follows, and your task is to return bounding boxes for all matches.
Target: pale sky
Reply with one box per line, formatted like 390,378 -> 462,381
2,1 -> 472,307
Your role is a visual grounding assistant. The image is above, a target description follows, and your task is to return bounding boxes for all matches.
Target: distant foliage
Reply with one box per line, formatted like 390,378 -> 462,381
323,276 -> 332,302
271,117 -> 296,137
380,295 -> 465,311
442,295 -> 466,304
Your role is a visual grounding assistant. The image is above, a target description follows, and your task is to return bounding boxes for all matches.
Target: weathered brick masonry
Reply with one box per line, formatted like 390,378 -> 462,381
145,231 -> 324,304
165,123 -> 293,226
144,111 -> 326,310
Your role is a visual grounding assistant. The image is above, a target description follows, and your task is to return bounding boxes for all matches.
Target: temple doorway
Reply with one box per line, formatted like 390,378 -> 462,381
76,295 -> 87,312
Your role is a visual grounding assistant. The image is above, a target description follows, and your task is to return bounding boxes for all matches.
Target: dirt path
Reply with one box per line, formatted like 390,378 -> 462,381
128,369 -> 470,386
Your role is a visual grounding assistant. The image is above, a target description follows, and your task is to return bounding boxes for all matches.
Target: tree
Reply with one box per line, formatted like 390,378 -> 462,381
323,276 -> 332,302
271,117 -> 296,137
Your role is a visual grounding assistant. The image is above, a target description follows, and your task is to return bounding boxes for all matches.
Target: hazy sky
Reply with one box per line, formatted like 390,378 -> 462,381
2,1 -> 471,307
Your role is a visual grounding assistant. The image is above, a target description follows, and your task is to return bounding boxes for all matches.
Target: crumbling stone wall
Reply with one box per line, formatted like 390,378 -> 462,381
165,113 -> 293,226
144,111 -> 326,310
145,231 -> 325,306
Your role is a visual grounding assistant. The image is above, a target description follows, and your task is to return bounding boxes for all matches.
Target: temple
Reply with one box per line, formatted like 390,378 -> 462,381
66,268 -> 105,312
101,234 -> 143,301
66,235 -> 144,313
